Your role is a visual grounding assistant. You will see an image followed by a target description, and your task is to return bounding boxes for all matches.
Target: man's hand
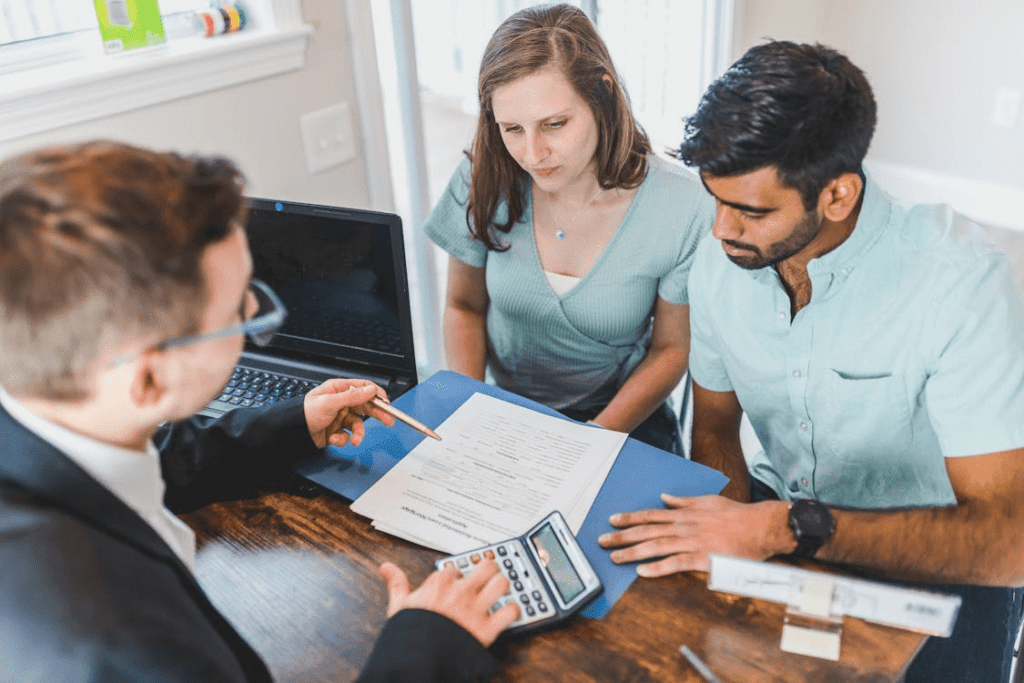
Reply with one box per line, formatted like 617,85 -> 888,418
378,561 -> 520,647
303,378 -> 395,449
597,494 -> 793,577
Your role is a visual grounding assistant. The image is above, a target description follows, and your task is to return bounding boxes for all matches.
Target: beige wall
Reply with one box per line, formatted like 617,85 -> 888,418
733,0 -> 1024,192
0,0 -> 373,208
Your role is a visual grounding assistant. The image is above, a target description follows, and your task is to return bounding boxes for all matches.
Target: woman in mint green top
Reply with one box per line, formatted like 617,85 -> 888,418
423,4 -> 712,453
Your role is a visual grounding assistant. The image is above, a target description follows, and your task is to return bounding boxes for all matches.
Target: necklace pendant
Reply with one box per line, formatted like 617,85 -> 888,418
555,229 -> 566,239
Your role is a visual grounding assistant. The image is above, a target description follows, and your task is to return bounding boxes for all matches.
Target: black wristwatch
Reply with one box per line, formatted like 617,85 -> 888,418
788,498 -> 835,559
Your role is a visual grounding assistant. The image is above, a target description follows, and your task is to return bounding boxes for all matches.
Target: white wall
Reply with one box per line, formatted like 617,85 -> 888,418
733,0 -> 1024,232
0,0 -> 373,209
831,1 -> 1023,191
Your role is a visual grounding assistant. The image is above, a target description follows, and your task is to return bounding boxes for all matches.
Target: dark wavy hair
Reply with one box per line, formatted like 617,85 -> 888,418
467,3 -> 650,251
674,41 -> 876,209
0,140 -> 246,399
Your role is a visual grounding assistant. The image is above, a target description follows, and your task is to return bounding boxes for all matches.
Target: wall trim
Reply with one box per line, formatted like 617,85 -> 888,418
866,159 -> 1024,233
344,0 -> 394,213
0,26 -> 311,144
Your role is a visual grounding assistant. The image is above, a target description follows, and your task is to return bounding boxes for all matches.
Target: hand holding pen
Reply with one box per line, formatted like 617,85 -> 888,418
304,379 -> 398,448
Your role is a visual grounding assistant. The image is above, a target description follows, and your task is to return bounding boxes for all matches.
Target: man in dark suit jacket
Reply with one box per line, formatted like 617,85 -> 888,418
0,141 -> 519,683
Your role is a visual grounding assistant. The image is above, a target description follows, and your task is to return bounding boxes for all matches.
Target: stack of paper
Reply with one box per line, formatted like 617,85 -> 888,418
351,392 -> 627,554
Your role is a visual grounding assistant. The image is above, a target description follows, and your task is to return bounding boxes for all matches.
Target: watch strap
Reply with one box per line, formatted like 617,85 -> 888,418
792,536 -> 825,559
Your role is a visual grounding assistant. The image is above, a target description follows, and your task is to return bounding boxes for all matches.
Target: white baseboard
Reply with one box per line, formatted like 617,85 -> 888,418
865,159 -> 1024,234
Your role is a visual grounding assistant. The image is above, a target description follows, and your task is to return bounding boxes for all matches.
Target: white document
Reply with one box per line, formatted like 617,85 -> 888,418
351,392 -> 626,554
707,554 -> 962,637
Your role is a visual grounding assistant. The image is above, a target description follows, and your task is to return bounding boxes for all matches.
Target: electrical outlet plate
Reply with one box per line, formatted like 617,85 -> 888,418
992,87 -> 1022,129
300,103 -> 356,174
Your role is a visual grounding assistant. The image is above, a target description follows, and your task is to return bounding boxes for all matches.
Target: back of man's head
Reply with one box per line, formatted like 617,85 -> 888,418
675,41 -> 876,209
0,141 -> 246,401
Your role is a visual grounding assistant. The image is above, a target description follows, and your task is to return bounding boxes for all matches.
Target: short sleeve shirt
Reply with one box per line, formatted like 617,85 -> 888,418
425,155 -> 714,412
688,175 -> 1024,508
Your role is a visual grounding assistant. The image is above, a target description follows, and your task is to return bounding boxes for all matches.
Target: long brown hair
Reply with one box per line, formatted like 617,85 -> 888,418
468,3 -> 650,251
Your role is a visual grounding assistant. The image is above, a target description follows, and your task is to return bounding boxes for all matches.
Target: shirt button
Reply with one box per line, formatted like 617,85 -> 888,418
799,422 -> 808,430
777,312 -> 786,321
801,478 -> 810,487
792,370 -> 802,378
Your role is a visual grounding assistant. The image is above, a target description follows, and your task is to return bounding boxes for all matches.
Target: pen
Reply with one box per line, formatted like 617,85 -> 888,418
679,645 -> 721,683
370,396 -> 442,441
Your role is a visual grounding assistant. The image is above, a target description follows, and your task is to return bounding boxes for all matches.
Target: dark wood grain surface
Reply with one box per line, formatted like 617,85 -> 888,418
180,486 -> 926,683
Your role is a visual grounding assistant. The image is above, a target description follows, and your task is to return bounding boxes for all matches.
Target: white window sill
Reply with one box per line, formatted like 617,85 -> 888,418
0,25 -> 312,144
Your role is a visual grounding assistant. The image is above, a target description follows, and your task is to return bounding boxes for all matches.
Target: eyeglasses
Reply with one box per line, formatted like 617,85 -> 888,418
111,279 -> 287,367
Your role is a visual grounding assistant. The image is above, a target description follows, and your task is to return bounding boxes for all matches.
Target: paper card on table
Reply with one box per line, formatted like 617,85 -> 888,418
351,392 -> 626,554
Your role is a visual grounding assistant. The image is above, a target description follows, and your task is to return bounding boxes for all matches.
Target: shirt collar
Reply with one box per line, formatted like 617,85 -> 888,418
808,171 -> 893,281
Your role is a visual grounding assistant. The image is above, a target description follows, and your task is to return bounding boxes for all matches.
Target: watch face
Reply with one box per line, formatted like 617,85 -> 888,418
791,499 -> 835,538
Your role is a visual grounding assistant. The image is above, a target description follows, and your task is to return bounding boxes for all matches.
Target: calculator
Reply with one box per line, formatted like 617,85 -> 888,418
435,510 -> 603,635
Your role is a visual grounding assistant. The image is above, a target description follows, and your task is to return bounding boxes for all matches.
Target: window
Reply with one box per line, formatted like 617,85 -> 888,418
0,1 -> 100,46
0,0 -> 312,143
1,0 -> 212,72
0,0 -> 222,43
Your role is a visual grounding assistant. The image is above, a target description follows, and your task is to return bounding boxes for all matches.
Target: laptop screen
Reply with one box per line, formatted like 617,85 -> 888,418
244,198 -> 417,382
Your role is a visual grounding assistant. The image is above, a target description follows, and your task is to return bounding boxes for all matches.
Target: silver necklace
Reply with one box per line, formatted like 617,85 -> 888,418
547,186 -> 604,239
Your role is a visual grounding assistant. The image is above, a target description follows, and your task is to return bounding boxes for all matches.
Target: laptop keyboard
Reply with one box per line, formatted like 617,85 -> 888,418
208,367 -> 317,412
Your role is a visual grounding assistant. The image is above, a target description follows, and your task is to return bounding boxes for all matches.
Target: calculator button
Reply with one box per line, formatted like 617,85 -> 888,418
456,557 -> 469,569
484,549 -> 495,560
513,581 -> 523,592
538,602 -> 548,613
497,546 -> 507,557
443,561 -> 455,570
503,559 -> 513,569
470,554 -> 481,564
519,595 -> 530,604
525,606 -> 536,617
507,570 -> 518,581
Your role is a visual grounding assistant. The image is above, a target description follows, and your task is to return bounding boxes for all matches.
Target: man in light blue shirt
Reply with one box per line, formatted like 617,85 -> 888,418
599,42 -> 1024,682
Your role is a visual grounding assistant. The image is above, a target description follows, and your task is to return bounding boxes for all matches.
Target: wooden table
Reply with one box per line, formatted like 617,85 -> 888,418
180,484 -> 927,683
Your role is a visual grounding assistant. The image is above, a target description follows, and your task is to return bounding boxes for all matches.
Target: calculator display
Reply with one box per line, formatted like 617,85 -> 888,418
529,523 -> 585,604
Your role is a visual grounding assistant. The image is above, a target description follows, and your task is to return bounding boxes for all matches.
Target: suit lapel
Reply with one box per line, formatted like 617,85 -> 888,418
0,404 -> 274,681
0,405 -> 185,566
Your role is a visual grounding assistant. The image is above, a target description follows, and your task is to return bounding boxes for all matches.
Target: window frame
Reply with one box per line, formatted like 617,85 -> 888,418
0,0 -> 311,144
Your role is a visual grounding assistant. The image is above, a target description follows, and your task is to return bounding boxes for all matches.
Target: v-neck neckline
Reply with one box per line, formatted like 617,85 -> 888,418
526,167 -> 649,301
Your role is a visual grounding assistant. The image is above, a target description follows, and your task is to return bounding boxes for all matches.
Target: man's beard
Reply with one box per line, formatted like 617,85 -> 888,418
722,209 -> 823,270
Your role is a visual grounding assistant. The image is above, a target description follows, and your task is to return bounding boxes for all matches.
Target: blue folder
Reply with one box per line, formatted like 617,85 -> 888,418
295,370 -> 728,618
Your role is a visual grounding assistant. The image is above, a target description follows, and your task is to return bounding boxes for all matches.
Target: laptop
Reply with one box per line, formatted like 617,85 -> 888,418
199,198 -> 419,418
